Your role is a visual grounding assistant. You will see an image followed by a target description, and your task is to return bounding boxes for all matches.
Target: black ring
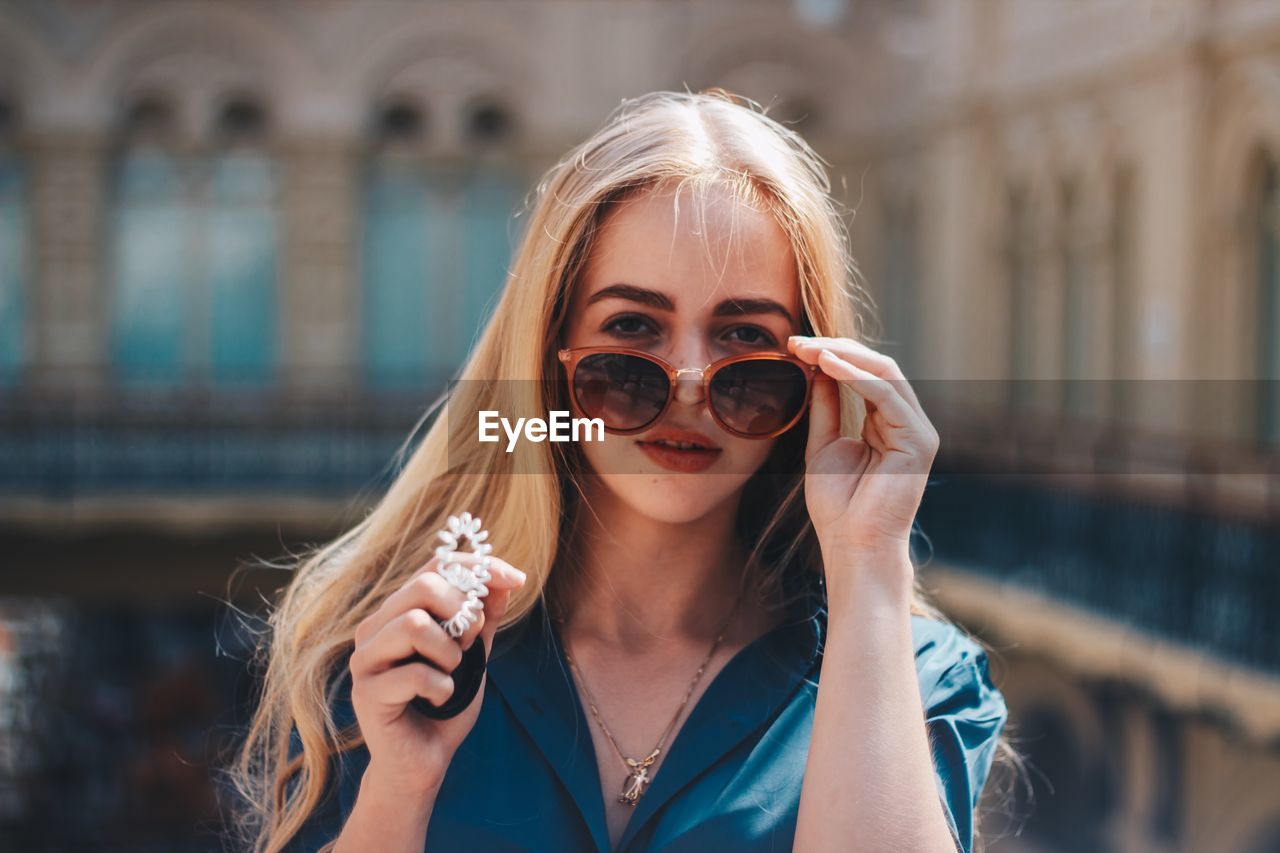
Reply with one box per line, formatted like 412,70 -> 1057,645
409,640 -> 487,720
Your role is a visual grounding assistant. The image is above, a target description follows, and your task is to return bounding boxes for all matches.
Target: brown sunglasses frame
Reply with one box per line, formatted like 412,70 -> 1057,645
556,345 -> 819,439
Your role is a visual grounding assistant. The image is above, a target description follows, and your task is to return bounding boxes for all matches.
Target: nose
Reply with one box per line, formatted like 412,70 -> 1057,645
668,337 -> 710,406
672,366 -> 706,406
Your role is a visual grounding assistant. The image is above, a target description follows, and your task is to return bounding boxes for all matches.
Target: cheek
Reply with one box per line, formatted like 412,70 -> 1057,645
577,431 -> 627,471
722,435 -> 777,475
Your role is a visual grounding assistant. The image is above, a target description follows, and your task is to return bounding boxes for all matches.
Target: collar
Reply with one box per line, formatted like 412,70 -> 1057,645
486,582 -> 825,853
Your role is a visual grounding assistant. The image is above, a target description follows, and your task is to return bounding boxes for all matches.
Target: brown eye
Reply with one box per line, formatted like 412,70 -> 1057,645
724,325 -> 775,346
603,315 -> 657,337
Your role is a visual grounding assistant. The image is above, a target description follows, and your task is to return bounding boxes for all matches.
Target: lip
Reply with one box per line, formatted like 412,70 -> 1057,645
635,427 -> 723,473
636,442 -> 722,473
638,427 -> 720,450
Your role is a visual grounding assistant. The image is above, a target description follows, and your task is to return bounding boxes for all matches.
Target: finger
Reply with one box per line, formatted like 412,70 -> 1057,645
431,583 -> 484,654
354,553 -> 527,647
432,551 -> 526,597
449,553 -> 528,650
458,608 -> 486,651
359,661 -> 455,710
400,553 -> 525,652
804,371 -> 842,462
352,607 -> 464,678
475,553 -> 528,590
477,582 -> 516,659
790,336 -> 924,414
357,569 -> 469,647
816,350 -> 924,438
863,409 -> 891,451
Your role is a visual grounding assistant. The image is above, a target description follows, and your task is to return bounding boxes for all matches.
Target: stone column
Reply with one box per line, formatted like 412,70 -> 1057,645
27,131 -> 106,390
276,136 -> 360,392
1130,59 -> 1206,435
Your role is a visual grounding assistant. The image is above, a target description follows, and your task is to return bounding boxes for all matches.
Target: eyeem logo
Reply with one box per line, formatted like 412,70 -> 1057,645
478,410 -> 605,453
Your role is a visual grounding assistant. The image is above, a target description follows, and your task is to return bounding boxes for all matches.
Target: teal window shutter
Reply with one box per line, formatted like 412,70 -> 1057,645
110,148 -> 188,385
460,168 -> 521,362
0,150 -> 25,384
363,158 -> 432,389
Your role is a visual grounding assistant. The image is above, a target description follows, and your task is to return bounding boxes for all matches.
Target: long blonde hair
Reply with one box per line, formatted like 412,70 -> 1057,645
227,88 -> 982,853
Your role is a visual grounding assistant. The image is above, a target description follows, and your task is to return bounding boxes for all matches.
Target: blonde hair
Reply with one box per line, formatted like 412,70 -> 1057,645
226,88 -> 989,853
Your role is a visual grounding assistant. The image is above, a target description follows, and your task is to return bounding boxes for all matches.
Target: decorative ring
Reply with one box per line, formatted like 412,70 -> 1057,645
433,511 -> 494,639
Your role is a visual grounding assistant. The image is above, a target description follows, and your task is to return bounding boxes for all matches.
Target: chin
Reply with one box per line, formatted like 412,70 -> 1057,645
577,436 -> 775,523
596,470 -> 748,525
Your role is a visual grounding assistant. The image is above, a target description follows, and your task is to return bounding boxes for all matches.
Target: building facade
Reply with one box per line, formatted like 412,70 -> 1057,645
0,1 -> 1277,850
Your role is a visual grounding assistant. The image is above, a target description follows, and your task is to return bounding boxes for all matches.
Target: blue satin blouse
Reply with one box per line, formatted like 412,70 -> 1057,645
281,584 -> 1008,853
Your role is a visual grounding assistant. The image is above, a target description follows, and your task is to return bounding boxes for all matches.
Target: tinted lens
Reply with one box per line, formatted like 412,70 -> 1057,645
572,353 -> 670,431
708,359 -> 808,436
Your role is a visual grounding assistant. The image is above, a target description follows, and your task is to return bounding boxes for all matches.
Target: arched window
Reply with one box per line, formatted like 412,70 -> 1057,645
459,166 -> 521,350
458,97 -> 522,355
0,98 -> 26,385
109,96 -> 188,384
1256,154 -> 1280,446
361,96 -> 523,390
362,99 -> 436,389
109,94 -> 279,386
207,97 -> 278,384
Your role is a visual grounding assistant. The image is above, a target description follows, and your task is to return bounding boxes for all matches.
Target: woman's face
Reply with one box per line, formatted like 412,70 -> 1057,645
561,183 -> 803,524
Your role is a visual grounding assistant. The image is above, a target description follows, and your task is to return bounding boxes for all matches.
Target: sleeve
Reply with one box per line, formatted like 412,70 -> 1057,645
279,669 -> 368,853
913,618 -> 1009,853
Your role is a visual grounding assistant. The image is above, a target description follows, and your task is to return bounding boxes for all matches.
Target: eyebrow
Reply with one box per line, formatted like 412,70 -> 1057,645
586,283 -> 795,324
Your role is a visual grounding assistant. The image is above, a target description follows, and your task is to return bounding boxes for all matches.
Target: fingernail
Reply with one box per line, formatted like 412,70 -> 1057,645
513,568 -> 527,583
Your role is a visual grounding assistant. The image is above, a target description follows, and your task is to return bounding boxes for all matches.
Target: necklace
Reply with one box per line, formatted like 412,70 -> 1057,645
554,589 -> 744,807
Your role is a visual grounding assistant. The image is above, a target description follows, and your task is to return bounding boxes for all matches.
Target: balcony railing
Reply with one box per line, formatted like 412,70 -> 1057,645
4,385 -> 1277,674
0,384 -> 448,501
916,467 -> 1280,675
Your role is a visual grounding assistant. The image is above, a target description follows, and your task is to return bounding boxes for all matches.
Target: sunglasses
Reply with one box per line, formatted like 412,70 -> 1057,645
556,346 -> 818,439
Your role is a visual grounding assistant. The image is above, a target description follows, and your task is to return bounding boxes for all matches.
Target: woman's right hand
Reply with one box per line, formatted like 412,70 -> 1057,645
349,552 -> 527,798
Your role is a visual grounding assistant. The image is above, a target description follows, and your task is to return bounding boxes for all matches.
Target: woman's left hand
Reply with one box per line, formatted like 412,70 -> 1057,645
787,335 -> 939,576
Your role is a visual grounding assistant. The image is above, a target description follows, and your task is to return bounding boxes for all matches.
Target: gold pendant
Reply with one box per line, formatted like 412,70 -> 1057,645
618,749 -> 661,805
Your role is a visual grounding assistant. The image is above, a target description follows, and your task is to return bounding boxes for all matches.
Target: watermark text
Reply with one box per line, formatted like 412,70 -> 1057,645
478,410 -> 605,452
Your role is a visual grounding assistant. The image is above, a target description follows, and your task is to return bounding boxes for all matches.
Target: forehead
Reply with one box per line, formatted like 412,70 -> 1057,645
575,183 -> 800,313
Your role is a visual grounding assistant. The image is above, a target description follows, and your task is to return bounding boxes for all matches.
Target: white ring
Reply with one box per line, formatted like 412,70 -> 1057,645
433,511 -> 494,639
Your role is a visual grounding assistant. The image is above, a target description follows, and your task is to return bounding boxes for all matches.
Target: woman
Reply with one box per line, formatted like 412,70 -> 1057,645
229,89 -> 1009,853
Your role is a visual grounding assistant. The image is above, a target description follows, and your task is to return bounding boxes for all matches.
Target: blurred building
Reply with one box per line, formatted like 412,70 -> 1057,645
0,1 -> 1277,851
